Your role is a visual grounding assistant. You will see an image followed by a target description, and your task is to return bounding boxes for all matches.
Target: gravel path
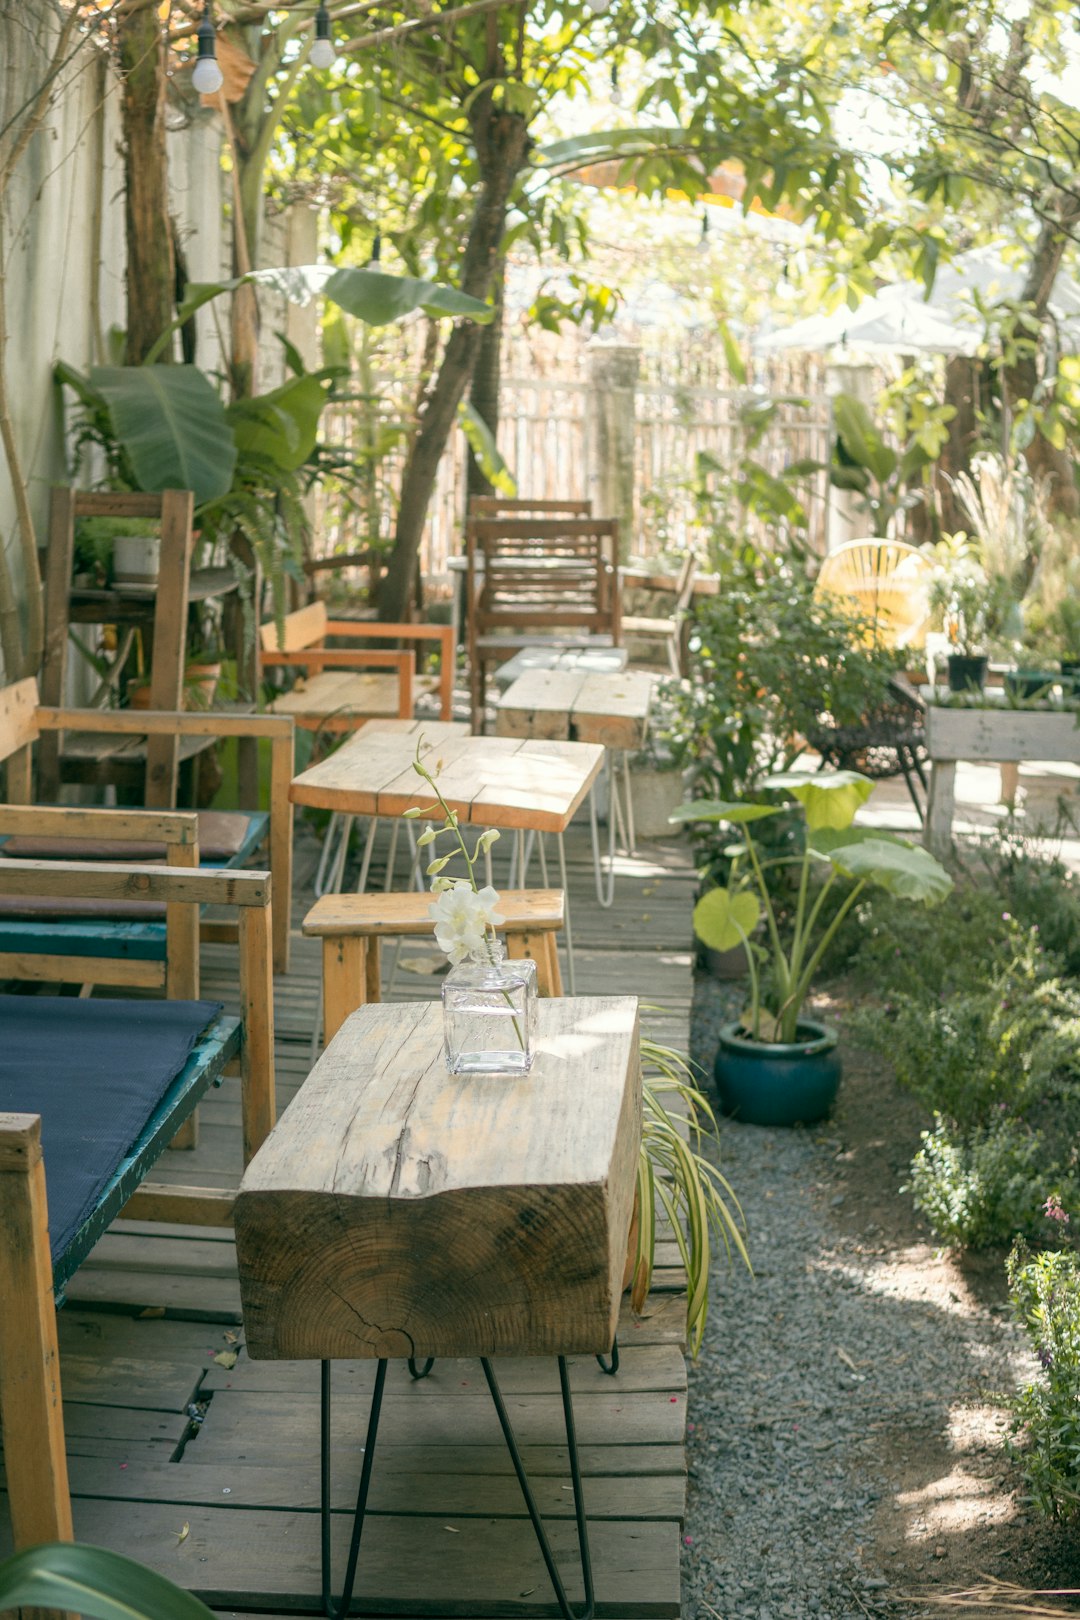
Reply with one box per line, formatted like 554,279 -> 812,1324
680,980 -> 1031,1620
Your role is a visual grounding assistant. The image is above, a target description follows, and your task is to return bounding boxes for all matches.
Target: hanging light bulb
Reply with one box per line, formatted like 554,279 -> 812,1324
310,4 -> 336,68
585,0 -> 610,13
191,2 -> 224,95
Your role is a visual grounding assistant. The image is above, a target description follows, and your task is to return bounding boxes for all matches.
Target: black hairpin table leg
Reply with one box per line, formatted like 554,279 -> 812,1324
321,1354 -> 595,1620
595,1336 -> 619,1376
482,1355 -> 596,1620
320,1358 -> 387,1620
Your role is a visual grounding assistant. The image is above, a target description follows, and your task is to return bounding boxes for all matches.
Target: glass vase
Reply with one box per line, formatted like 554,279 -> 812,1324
442,941 -> 537,1075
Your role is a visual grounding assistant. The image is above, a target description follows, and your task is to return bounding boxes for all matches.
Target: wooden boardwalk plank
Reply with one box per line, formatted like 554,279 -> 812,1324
0,1499 -> 682,1617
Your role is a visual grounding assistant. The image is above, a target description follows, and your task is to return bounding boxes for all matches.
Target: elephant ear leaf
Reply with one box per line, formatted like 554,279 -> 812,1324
670,799 -> 783,826
0,1541 -> 217,1620
90,365 -> 236,506
693,887 -> 760,952
761,771 -> 874,831
827,838 -> 953,903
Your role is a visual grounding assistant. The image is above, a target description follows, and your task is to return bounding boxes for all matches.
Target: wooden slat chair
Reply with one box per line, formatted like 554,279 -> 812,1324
620,552 -> 697,677
0,855 -> 274,1551
260,600 -> 454,731
0,678 -> 294,975
466,516 -> 621,730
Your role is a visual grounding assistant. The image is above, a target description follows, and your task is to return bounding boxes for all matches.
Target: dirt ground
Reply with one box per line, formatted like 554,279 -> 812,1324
822,1028 -> 1080,1610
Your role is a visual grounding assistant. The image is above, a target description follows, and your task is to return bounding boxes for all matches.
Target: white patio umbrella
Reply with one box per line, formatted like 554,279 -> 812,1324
757,244 -> 1080,356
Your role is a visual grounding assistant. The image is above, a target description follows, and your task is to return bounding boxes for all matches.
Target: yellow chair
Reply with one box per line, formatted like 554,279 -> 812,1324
815,539 -> 933,649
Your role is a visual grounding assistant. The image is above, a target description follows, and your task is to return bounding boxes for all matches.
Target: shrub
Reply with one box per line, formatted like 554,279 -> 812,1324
1008,1236 -> 1080,1519
909,1117 -> 1078,1249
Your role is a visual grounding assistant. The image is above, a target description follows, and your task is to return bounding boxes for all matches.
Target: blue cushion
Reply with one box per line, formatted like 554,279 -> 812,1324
0,995 -> 222,1262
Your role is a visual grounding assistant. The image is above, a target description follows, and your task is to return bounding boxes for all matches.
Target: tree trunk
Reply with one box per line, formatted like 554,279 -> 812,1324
466,257 -> 506,501
118,2 -> 174,365
379,105 -> 528,622
1002,211 -> 1080,519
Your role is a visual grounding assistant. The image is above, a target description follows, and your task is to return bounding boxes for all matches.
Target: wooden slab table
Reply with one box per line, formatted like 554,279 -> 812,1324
924,701 -> 1080,857
497,668 -> 655,905
492,644 -> 629,691
233,996 -> 642,1618
291,720 -> 605,992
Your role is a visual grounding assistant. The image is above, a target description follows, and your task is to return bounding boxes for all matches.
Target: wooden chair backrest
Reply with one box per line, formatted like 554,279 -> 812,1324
468,497 -> 593,520
0,805 -> 202,998
672,552 -> 697,614
260,600 -> 329,654
466,519 -> 620,640
0,679 -> 41,765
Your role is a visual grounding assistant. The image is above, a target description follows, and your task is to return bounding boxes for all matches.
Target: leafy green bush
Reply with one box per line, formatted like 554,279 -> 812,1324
909,1117 -> 1078,1249
830,884 -> 1038,999
982,824 -> 1080,980
1008,1237 -> 1080,1519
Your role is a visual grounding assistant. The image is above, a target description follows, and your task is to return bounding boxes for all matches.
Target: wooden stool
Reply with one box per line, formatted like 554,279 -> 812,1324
303,888 -> 565,1045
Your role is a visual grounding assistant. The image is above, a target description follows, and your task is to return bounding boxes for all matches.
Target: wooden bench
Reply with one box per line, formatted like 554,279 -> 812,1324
0,858 -> 275,1552
1,677 -> 295,974
302,888 -> 565,1043
260,601 -> 454,731
233,995 -> 640,1616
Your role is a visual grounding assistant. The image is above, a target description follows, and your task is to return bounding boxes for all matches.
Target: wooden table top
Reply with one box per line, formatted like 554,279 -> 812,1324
496,668 -> 655,750
493,645 -> 628,689
234,997 -> 641,1360
289,719 -> 605,832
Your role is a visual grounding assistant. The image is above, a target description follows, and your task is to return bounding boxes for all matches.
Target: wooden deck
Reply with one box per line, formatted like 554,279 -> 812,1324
0,819 -> 697,1618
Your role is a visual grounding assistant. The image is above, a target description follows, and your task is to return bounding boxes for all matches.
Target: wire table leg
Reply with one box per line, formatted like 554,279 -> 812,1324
588,763 -> 617,910
595,1336 -> 619,1376
556,832 -> 576,995
320,1358 -> 387,1620
481,1356 -> 596,1620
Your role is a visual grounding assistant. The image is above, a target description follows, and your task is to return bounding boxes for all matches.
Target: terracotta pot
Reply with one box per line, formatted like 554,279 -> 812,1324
185,661 -> 221,709
127,683 -> 153,710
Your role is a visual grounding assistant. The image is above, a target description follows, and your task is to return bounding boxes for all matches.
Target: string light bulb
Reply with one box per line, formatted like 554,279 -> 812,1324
191,3 -> 224,95
310,3 -> 336,68
585,0 -> 610,12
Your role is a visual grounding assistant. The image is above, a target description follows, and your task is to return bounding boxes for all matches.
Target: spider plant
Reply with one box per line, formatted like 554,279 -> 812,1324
629,1033 -> 751,1356
0,1542 -> 214,1620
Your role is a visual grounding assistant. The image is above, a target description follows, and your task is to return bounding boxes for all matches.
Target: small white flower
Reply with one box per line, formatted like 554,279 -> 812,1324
429,881 -> 503,965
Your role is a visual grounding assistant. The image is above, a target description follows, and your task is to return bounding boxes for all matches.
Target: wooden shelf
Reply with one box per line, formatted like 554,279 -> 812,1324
68,569 -> 237,624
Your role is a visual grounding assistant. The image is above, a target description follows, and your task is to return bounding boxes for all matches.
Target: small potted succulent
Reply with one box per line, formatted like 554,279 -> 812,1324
672,771 -> 952,1125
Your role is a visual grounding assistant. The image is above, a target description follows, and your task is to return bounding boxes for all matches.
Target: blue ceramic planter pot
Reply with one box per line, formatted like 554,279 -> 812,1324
713,1019 -> 841,1126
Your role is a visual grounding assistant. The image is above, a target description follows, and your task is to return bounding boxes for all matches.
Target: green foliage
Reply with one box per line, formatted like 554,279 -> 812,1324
636,1036 -> 750,1357
1008,1241 -> 1080,1521
675,774 -> 951,1043
0,1542 -> 215,1620
830,391 -> 943,539
910,1117 -> 1067,1250
661,552 -> 903,820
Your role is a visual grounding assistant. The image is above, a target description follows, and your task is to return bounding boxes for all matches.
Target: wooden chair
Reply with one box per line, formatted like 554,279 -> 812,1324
0,854 -> 274,1550
466,517 -> 621,730
815,539 -> 933,649
0,677 -> 294,974
303,888 -> 565,1045
620,553 -> 697,677
260,600 -> 454,731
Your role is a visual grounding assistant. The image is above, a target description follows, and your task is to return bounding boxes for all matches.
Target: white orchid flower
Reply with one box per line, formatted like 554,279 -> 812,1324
429,880 -> 503,964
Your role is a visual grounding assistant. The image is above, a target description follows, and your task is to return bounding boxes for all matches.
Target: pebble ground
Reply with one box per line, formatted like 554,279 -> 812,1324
681,978 -> 1028,1620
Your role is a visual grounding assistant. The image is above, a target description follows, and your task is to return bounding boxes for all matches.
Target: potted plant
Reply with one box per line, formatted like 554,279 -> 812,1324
673,771 -> 952,1125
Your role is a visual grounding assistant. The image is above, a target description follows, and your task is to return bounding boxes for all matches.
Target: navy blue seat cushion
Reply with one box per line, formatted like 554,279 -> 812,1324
0,995 -> 222,1261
